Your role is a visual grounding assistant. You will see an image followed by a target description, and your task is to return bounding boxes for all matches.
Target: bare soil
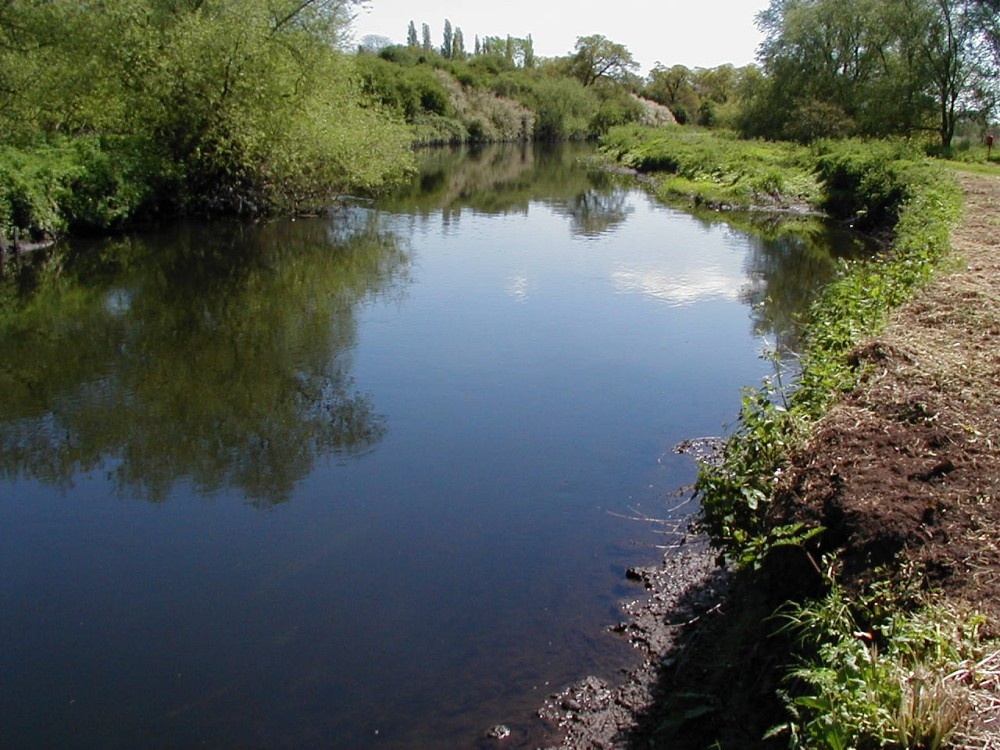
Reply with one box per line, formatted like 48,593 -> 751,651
524,169 -> 1000,749
773,172 -> 1000,626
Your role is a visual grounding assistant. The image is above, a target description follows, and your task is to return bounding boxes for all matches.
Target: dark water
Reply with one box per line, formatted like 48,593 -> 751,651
0,143 -> 867,748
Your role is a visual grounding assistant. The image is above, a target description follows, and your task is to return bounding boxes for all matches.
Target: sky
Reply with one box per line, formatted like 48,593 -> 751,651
349,0 -> 772,74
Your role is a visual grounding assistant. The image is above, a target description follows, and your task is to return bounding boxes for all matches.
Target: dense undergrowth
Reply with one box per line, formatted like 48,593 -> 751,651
603,126 -> 992,748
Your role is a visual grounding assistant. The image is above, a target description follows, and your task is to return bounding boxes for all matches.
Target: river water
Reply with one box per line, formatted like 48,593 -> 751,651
0,143 -> 866,748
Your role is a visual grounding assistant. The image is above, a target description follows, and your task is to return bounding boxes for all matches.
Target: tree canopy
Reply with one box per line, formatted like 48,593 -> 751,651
569,34 -> 640,87
742,0 -> 999,145
0,0 -> 414,237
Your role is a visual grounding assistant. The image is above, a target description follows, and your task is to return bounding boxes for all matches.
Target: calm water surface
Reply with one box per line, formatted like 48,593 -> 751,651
0,143 -> 865,748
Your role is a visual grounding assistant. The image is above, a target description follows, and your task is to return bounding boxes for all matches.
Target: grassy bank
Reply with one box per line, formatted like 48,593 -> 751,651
601,126 -> 821,210
604,126 -> 998,747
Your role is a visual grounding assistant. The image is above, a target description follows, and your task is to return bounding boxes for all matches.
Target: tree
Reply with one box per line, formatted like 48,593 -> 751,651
645,64 -> 699,122
453,27 -> 466,60
0,0 -> 413,215
421,22 -> 431,52
750,0 -> 997,145
523,34 -> 535,68
904,0 -> 995,146
406,20 -> 418,47
570,35 -> 639,87
442,19 -> 453,59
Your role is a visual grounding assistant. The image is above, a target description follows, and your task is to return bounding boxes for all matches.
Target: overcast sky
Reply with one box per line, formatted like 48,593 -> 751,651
350,0 -> 771,74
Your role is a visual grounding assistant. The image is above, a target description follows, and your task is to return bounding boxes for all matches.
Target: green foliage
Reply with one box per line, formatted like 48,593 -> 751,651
589,90 -> 645,134
746,0 -> 999,146
776,583 -> 987,749
695,384 -> 824,569
0,0 -> 414,230
813,140 -> 923,229
357,55 -> 453,120
792,143 -> 961,417
0,137 -> 150,241
601,125 -> 821,209
529,77 -> 600,140
568,34 -> 639,87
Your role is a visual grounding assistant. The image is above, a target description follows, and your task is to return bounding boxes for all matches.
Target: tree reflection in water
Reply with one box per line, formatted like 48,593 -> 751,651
0,210 -> 408,505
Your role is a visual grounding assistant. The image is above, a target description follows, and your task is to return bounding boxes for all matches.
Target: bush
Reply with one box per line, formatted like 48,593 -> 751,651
528,77 -> 597,140
0,137 -> 151,241
589,92 -> 644,135
812,139 -> 924,230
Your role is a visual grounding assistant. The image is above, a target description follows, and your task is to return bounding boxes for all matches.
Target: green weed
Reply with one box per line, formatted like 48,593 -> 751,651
774,582 -> 985,750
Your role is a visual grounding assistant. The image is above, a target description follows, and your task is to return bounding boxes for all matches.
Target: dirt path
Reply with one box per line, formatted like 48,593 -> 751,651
524,168 -> 1000,749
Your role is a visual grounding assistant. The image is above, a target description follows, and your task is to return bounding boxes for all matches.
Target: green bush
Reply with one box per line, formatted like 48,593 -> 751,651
0,137 -> 151,241
589,92 -> 644,135
529,77 -> 598,140
813,140 -> 923,230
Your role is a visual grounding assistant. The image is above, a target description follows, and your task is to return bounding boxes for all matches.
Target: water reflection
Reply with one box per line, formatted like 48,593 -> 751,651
382,142 -> 632,238
609,206 -> 871,356
738,216 -> 872,352
0,211 -> 406,504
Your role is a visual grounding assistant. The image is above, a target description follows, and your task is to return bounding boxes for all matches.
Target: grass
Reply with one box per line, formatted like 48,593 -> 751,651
601,125 -> 822,210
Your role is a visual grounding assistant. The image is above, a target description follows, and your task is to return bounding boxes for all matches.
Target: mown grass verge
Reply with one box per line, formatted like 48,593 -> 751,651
604,126 -> 994,748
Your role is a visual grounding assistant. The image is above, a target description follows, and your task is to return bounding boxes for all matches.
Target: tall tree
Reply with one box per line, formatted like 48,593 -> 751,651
523,34 -> 535,68
453,26 -> 466,60
903,0 -> 995,146
406,19 -> 418,48
645,64 -> 699,122
421,22 -> 431,52
442,18 -> 453,59
750,0 -> 996,144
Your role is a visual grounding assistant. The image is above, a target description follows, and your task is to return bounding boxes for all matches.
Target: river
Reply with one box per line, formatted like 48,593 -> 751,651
0,142 -> 867,748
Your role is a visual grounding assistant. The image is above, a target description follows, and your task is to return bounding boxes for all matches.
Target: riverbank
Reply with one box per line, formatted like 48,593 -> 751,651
527,147 -> 1000,747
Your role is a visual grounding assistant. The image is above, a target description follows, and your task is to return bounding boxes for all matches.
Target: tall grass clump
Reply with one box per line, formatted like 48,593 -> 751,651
774,580 -> 987,750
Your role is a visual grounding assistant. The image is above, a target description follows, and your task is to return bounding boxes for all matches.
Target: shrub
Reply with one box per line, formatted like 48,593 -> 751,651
0,137 -> 151,241
813,139 -> 923,230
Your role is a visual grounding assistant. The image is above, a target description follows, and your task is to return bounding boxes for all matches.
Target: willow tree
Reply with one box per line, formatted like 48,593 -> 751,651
0,0 -> 414,220
569,35 -> 639,87
746,0 -> 998,145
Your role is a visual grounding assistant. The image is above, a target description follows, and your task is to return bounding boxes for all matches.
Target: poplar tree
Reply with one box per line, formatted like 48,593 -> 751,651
406,20 -> 418,47
442,19 -> 453,59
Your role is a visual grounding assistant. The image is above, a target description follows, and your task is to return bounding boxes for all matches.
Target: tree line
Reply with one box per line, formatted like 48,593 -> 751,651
740,0 -> 999,146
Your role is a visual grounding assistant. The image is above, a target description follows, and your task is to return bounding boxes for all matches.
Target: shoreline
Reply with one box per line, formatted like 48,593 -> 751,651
518,166 -> 1000,749
535,542 -> 728,750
